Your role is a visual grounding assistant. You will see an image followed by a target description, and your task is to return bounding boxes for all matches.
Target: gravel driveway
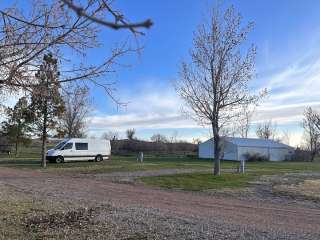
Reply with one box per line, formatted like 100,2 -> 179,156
0,167 -> 320,239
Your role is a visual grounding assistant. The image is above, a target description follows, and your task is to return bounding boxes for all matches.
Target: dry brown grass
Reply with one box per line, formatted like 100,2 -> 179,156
274,179 -> 320,200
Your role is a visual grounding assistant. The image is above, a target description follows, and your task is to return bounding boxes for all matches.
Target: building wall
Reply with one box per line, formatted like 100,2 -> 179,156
269,148 -> 292,161
198,139 -> 214,159
198,139 -> 237,160
199,139 -> 293,161
237,146 -> 291,161
222,141 -> 237,161
237,146 -> 269,161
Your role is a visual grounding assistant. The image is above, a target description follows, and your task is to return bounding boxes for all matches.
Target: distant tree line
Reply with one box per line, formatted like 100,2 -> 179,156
100,129 -> 197,156
111,139 -> 197,156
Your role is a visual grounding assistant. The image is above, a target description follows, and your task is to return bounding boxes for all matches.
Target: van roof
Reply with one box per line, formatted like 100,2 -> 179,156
66,138 -> 109,142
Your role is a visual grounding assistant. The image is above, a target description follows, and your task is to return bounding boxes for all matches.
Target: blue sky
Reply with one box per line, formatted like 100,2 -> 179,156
82,0 -> 320,146
3,0 -> 320,146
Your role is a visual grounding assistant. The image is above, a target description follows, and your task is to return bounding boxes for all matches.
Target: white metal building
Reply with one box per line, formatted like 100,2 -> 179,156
198,137 -> 294,161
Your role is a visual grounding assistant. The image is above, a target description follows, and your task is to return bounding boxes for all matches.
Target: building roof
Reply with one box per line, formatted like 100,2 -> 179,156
203,137 -> 292,149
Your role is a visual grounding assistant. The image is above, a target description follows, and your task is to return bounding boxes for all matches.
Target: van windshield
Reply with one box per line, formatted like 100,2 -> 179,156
54,140 -> 68,150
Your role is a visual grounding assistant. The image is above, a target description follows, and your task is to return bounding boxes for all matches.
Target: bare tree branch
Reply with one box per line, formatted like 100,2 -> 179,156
61,0 -> 153,34
256,120 -> 277,140
0,0 -> 151,106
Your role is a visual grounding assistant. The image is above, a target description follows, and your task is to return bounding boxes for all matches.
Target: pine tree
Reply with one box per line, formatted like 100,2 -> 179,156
1,97 -> 33,155
29,53 -> 65,168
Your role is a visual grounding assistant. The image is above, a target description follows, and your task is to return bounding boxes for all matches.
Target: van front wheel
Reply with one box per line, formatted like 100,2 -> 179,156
95,155 -> 103,162
56,156 -> 64,164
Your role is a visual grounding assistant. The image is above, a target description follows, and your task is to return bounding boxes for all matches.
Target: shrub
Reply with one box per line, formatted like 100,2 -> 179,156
243,152 -> 269,162
110,139 -> 197,156
289,148 -> 311,162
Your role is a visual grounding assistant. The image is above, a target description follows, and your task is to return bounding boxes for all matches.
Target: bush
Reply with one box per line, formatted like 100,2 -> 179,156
243,152 -> 269,162
289,148 -> 311,162
110,139 -> 197,156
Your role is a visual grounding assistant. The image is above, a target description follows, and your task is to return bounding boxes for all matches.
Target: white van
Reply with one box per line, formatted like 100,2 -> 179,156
46,138 -> 111,163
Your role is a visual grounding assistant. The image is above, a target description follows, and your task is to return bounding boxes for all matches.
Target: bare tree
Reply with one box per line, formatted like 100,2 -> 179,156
0,0 -> 152,104
238,104 -> 255,138
256,121 -> 277,140
175,5 -> 264,175
280,129 -> 291,145
303,107 -> 320,161
150,133 -> 168,143
126,128 -> 136,140
170,130 -> 179,143
192,138 -> 202,144
57,86 -> 91,138
101,130 -> 119,141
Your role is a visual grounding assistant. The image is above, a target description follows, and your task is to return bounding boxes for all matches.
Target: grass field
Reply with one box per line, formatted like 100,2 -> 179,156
1,155 -> 320,173
1,154 -> 320,190
1,155 -> 320,172
0,155 -> 212,173
140,172 -> 257,191
137,159 -> 320,190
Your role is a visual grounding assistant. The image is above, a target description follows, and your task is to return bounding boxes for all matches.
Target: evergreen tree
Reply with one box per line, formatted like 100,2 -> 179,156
1,97 -> 33,155
29,53 -> 65,167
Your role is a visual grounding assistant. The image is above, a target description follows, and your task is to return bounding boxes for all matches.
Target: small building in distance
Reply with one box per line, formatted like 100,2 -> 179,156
198,137 -> 294,161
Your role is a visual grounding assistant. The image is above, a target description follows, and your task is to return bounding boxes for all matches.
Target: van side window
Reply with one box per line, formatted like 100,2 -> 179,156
75,143 -> 88,150
63,143 -> 73,150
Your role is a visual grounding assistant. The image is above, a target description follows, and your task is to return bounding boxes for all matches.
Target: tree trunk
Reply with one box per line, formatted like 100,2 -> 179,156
212,123 -> 221,176
310,151 -> 315,162
41,102 -> 48,168
15,130 -> 19,156
15,139 -> 18,157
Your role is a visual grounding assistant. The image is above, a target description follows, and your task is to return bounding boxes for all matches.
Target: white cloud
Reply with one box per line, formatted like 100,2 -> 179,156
88,113 -> 199,132
1,53 -> 318,146
249,55 -> 320,146
87,53 -> 320,145
87,83 -> 204,139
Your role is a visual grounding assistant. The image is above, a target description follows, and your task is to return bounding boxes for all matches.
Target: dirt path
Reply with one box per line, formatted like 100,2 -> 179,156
0,167 -> 320,239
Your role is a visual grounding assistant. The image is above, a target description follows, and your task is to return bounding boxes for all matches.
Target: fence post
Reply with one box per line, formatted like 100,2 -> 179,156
240,159 -> 245,173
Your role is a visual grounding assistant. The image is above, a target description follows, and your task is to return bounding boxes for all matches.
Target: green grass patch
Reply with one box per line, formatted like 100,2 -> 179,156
0,155 -> 213,174
138,161 -> 320,191
1,154 -> 320,176
140,172 -> 256,191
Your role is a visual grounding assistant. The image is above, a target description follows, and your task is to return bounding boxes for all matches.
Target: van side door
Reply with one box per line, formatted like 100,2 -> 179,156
75,142 -> 91,161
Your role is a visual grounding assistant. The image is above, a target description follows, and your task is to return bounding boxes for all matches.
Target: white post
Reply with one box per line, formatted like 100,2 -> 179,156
140,152 -> 144,163
240,159 -> 245,173
137,152 -> 144,164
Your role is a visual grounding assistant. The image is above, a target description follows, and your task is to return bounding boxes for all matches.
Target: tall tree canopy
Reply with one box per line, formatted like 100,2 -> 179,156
29,53 -> 65,167
176,5 -> 264,175
57,86 -> 91,138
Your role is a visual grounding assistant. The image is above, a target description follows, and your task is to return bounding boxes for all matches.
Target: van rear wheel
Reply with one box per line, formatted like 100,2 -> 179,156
55,156 -> 64,164
95,155 -> 103,162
